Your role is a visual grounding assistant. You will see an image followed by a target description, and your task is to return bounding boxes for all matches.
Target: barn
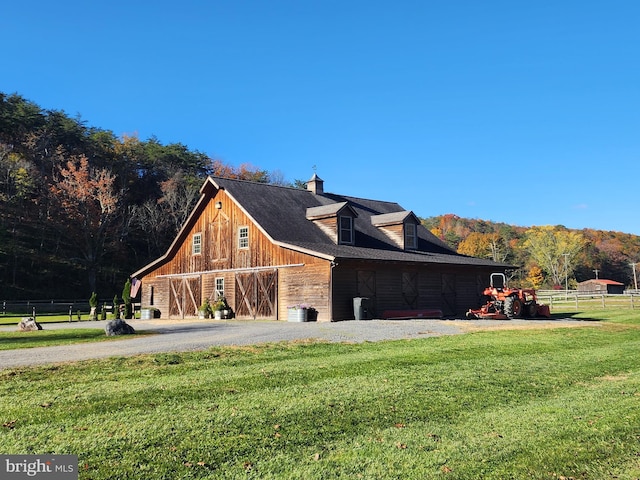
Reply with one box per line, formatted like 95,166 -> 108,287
131,175 -> 510,321
577,279 -> 625,295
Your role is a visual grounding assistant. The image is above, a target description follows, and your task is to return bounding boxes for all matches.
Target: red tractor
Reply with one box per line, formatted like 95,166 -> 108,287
466,273 -> 550,320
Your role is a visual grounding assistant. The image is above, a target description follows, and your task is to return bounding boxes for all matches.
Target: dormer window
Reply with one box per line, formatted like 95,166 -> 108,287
306,202 -> 358,245
371,211 -> 420,251
339,215 -> 354,245
405,223 -> 417,250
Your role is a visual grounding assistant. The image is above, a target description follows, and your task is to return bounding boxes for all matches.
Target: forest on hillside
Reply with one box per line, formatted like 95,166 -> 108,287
423,214 -> 640,290
1,92 -> 639,300
0,93 -> 282,300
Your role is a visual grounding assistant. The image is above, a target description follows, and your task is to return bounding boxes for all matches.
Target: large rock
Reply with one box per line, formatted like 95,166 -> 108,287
105,319 -> 135,336
18,317 -> 42,331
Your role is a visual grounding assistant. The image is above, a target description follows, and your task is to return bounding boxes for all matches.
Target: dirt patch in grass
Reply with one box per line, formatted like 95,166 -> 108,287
596,374 -> 629,382
443,319 -> 602,333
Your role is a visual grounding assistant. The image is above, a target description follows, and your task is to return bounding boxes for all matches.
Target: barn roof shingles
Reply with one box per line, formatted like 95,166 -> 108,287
133,176 -> 507,278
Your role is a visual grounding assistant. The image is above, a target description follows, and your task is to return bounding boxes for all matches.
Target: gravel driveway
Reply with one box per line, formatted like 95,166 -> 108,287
0,317 -> 586,370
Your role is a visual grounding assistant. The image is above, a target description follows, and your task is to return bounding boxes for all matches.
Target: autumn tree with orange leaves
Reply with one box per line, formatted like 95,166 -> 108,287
49,155 -> 121,292
457,232 -> 510,262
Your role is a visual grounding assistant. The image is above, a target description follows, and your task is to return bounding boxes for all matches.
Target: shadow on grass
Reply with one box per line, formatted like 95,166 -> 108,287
546,312 -> 601,322
0,329 -> 155,350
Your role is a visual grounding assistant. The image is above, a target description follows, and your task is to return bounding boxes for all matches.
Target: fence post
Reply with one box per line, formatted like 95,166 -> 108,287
632,294 -> 635,309
32,306 -> 36,321
69,305 -> 73,322
575,295 -> 578,310
601,295 -> 605,308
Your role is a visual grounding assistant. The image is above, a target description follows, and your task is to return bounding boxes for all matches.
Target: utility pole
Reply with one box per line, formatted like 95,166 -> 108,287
593,269 -> 599,279
631,262 -> 638,291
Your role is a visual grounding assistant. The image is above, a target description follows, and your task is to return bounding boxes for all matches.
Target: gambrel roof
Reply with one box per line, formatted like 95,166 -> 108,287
133,176 -> 507,278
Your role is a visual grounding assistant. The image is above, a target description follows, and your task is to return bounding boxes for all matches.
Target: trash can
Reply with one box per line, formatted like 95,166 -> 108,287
353,297 -> 371,320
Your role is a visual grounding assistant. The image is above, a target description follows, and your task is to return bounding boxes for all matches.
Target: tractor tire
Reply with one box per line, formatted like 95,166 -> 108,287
504,296 -> 523,319
526,302 -> 538,318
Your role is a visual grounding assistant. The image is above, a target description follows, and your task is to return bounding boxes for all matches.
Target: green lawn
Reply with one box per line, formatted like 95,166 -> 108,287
0,314 -> 85,325
0,314 -> 131,325
0,329 -> 153,350
1,310 -> 640,479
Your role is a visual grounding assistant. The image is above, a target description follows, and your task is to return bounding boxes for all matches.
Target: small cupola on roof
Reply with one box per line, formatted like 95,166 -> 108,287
371,211 -> 420,250
306,201 -> 358,245
306,173 -> 324,194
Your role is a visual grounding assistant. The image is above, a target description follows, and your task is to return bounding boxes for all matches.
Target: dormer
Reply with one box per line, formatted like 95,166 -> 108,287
371,211 -> 420,250
306,202 -> 358,245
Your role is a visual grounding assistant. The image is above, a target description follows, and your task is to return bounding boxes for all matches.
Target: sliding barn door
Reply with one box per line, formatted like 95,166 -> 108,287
441,273 -> 457,317
169,276 -> 201,318
402,271 -> 419,309
234,270 -> 277,319
356,270 -> 377,314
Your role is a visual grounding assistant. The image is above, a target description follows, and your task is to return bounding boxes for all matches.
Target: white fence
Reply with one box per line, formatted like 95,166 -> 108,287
535,291 -> 638,310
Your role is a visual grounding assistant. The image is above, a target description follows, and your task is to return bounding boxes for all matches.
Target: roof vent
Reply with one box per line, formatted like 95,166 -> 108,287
307,173 -> 324,194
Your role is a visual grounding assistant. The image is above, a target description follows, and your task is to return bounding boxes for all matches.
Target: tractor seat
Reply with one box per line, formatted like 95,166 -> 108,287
490,273 -> 505,290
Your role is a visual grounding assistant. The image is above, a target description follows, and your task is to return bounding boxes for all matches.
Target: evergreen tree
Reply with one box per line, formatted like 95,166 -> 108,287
89,291 -> 98,320
122,278 -> 132,319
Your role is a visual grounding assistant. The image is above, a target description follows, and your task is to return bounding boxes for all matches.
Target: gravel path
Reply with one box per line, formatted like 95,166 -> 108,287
0,317 -> 586,370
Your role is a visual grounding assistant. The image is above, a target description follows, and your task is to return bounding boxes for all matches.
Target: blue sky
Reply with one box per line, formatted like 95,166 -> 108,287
2,1 -> 639,234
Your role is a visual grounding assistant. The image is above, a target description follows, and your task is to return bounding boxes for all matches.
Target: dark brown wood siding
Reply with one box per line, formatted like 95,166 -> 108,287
332,261 -> 497,320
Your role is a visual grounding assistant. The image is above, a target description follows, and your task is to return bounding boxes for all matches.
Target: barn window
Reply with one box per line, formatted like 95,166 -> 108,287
405,223 -> 417,250
215,277 -> 225,299
339,215 -> 354,245
192,233 -> 202,255
238,226 -> 249,249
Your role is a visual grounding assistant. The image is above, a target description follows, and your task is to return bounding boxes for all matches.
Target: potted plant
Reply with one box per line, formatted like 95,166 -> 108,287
198,299 -> 212,319
287,303 -> 311,322
211,296 -> 229,319
89,292 -> 98,321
